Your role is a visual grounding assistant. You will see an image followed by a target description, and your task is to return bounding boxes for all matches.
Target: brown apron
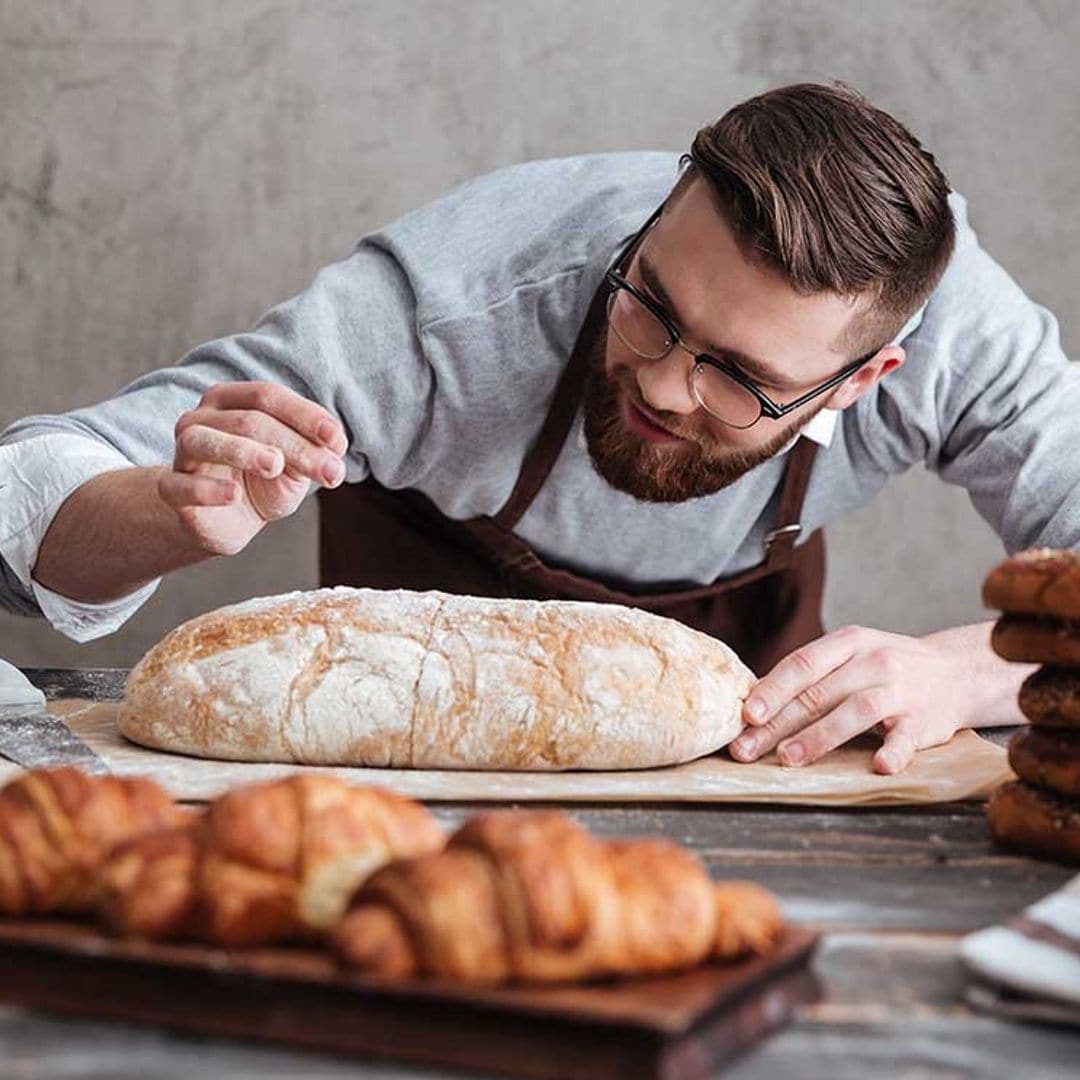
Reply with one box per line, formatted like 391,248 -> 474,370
317,285 -> 826,677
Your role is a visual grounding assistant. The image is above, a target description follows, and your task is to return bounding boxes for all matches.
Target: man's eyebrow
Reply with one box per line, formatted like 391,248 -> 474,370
636,253 -> 802,391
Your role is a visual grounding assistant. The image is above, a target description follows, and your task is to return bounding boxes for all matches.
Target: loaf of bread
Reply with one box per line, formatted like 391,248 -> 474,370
332,808 -> 783,982
0,767 -> 184,916
118,588 -> 755,770
98,775 -> 444,945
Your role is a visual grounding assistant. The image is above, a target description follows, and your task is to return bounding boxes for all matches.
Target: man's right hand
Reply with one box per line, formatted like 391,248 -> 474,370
159,382 -> 348,556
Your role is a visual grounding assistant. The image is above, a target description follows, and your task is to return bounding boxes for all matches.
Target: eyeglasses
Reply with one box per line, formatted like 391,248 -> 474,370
604,204 -> 879,429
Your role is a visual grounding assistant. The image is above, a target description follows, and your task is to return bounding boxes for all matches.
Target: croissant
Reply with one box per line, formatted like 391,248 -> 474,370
332,809 -> 783,982
0,766 -> 183,916
98,775 -> 444,946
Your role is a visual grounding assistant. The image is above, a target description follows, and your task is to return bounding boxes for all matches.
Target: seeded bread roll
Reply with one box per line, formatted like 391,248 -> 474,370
1008,728 -> 1080,799
118,588 -> 756,771
1018,667 -> 1080,729
990,615 -> 1080,667
986,781 -> 1080,865
982,548 -> 1080,618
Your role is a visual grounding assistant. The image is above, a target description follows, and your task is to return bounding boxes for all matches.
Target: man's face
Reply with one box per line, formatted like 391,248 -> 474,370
583,178 -> 897,503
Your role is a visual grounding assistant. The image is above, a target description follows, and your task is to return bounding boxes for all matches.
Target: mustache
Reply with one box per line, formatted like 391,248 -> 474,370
609,366 -> 707,448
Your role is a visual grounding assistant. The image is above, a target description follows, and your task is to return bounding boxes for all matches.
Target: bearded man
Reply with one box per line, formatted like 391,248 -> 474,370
3,82 -> 1077,774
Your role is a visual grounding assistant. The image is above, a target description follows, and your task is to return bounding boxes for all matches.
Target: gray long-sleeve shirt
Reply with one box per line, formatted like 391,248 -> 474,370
2,152 -> 1078,641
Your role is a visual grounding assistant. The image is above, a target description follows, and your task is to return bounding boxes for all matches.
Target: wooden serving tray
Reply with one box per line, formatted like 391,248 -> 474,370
0,919 -> 818,1079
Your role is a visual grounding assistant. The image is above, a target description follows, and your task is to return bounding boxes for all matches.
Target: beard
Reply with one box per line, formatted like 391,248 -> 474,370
582,329 -> 824,504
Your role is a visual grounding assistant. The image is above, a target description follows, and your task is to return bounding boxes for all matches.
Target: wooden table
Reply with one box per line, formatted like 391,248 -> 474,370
3,668 -> 1078,1079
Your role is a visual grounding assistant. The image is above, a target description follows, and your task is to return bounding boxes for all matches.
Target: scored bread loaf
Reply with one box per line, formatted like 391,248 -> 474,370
118,588 -> 755,770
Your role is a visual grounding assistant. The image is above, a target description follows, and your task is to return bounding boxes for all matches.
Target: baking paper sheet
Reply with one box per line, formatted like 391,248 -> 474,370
0,699 -> 1013,806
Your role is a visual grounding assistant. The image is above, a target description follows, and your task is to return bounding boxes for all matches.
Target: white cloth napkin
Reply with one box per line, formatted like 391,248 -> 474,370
961,873 -> 1080,1026
0,659 -> 46,707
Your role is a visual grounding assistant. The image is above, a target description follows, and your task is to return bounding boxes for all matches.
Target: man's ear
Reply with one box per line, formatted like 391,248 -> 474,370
825,346 -> 905,410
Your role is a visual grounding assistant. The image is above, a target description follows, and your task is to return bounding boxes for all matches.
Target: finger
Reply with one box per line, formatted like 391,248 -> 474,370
775,685 -> 894,767
874,713 -> 960,774
743,645 -> 914,760
174,424 -> 286,479
873,719 -> 918,775
729,706 -> 814,762
158,471 -> 238,510
197,383 -> 348,455
178,413 -> 344,487
743,626 -> 870,726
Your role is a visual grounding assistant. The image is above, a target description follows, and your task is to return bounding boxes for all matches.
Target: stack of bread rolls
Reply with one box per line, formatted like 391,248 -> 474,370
983,549 -> 1080,864
0,767 -> 783,983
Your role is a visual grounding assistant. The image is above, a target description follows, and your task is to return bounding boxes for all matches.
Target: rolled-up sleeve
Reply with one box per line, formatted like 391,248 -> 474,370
0,433 -> 160,640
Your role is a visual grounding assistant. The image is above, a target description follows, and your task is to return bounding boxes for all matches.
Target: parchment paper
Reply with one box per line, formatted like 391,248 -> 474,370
0,699 -> 1013,806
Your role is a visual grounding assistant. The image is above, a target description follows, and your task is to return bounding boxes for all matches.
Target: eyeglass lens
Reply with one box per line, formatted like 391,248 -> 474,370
607,288 -> 762,428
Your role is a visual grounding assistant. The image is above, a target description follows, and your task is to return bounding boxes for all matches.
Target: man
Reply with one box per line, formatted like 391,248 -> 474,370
2,82 -> 1077,774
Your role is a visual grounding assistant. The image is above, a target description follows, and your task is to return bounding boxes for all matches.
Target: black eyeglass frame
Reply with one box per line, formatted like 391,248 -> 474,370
603,203 -> 880,427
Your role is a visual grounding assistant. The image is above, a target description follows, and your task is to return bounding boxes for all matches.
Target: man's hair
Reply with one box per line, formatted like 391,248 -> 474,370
679,81 -> 955,357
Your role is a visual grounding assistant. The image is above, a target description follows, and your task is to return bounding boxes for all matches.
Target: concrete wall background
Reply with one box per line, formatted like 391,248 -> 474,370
1,0 -> 1076,668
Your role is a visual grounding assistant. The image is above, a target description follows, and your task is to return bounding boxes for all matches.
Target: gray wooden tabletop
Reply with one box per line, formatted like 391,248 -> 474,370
3,668 -> 1077,1080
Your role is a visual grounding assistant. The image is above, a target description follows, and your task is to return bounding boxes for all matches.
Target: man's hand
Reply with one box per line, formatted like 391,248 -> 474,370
160,382 -> 349,556
728,623 -> 1032,774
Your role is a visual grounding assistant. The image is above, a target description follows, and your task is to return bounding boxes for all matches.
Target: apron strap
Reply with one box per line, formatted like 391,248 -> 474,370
763,437 -> 819,572
493,281 -> 607,532
491,234 -> 821,574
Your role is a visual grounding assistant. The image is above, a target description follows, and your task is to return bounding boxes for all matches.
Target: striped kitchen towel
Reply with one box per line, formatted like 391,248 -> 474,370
961,873 -> 1080,1026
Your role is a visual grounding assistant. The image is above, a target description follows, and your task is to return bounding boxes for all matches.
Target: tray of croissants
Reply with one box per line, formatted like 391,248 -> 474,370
0,767 -> 819,1080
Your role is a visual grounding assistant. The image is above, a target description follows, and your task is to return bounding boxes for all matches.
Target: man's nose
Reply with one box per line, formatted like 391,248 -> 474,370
636,346 -> 699,416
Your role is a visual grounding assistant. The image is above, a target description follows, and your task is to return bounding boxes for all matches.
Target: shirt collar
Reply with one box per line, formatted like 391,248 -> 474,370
800,407 -> 838,447
780,406 -> 837,456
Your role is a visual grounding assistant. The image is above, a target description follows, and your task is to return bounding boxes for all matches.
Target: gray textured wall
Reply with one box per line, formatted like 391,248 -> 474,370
1,1 -> 1077,668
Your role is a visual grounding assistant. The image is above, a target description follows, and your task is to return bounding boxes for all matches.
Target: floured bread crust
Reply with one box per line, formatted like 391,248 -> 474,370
118,588 -> 755,771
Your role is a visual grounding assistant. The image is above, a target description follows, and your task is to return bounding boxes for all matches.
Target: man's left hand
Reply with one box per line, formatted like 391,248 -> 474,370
728,623 -> 1029,774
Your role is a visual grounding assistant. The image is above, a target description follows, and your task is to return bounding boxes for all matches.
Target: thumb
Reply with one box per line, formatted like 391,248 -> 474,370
244,469 -> 312,522
873,718 -> 918,775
